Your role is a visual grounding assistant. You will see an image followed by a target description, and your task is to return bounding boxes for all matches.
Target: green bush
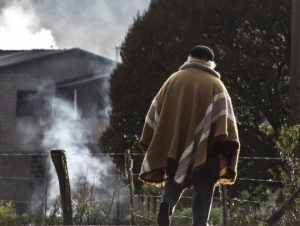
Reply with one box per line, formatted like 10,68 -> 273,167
274,125 -> 300,225
172,207 -> 192,225
134,209 -> 157,225
72,193 -> 110,225
276,125 -> 300,191
0,201 -> 19,225
34,198 -> 63,225
209,207 -> 222,226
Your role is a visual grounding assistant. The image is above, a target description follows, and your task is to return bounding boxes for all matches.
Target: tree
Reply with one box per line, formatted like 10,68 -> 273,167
289,0 -> 300,126
99,0 -> 291,197
265,125 -> 300,225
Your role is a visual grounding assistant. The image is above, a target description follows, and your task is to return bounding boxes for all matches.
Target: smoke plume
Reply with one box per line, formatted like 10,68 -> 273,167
15,83 -> 126,217
0,3 -> 57,49
41,96 -> 122,207
0,0 -> 151,59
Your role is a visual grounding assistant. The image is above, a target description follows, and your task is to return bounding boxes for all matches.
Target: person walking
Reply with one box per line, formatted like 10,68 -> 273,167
139,45 -> 240,226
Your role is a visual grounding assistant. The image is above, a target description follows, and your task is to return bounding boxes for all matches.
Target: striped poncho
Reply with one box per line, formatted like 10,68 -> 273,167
139,59 -> 240,187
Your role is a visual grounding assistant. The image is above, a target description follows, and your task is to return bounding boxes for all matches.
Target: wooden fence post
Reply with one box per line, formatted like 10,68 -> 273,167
153,195 -> 158,214
51,149 -> 73,225
125,149 -> 135,225
147,196 -> 151,223
221,185 -> 228,226
116,176 -> 121,225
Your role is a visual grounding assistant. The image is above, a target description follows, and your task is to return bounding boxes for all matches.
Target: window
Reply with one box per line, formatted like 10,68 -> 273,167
16,90 -> 39,117
30,155 -> 46,178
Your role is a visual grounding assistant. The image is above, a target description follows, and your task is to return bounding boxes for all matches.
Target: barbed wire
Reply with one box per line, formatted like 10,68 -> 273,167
239,156 -> 300,161
131,173 -> 284,185
0,151 -> 299,224
0,199 -> 32,204
238,177 -> 283,185
0,194 -> 293,209
0,176 -> 45,180
0,153 -> 49,156
231,197 -> 293,208
1,152 -> 300,161
134,213 -> 193,221
0,174 -> 284,185
135,194 -> 293,208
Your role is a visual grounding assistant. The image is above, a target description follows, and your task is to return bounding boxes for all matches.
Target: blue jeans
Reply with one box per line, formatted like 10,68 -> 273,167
161,157 -> 219,226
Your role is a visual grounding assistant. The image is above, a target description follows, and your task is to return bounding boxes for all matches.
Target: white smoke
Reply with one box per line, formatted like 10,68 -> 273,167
15,85 -> 125,216
0,0 -> 151,59
0,4 -> 57,49
41,97 -> 118,205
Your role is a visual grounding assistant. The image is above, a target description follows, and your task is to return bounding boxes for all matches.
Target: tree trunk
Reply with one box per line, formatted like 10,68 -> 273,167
289,0 -> 300,125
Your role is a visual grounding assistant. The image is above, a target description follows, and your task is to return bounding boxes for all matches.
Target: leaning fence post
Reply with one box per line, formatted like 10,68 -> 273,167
125,149 -> 135,225
221,185 -> 228,226
51,149 -> 73,225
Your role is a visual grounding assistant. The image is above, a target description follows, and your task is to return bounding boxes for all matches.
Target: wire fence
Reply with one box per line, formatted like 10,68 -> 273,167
0,151 -> 299,225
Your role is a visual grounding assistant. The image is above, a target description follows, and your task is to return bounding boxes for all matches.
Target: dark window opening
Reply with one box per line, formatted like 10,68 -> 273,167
16,90 -> 45,117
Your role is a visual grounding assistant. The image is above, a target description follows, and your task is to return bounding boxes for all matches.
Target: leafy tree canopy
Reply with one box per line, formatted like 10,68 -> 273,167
99,0 -> 291,194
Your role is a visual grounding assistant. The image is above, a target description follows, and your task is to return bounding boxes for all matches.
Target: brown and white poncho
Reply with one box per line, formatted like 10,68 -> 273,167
139,58 -> 240,188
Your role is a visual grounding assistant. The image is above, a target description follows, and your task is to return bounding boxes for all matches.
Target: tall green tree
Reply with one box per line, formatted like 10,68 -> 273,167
289,0 -> 300,126
99,0 -> 291,196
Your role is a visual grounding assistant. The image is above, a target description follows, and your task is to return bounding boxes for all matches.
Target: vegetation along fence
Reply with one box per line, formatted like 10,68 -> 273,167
0,151 -> 299,225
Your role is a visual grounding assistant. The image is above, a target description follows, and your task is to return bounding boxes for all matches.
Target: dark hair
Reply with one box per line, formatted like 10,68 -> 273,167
189,45 -> 214,61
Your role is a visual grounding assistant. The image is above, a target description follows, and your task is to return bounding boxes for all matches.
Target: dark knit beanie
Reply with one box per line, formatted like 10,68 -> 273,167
189,45 -> 214,61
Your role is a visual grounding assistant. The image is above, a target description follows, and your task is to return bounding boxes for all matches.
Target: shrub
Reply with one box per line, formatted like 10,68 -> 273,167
0,201 -> 19,225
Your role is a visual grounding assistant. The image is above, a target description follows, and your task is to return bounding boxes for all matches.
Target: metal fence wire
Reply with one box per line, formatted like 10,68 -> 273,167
0,152 -> 299,225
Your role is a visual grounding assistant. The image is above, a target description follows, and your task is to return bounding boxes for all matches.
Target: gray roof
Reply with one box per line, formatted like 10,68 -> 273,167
0,48 -> 116,69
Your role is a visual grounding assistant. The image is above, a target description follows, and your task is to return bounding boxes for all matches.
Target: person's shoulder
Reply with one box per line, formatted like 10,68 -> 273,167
212,77 -> 228,93
163,70 -> 186,83
156,71 -> 179,96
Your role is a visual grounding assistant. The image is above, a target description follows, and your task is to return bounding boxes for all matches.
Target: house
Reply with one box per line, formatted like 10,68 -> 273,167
0,48 -> 116,211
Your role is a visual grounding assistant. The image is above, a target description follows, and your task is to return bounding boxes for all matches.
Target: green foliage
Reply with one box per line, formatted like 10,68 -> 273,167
142,184 -> 161,195
134,206 -> 193,226
228,200 -> 267,225
34,198 -> 63,225
34,194 -> 112,225
274,125 -> 300,225
0,201 -> 31,225
209,207 -> 222,226
172,207 -> 192,225
47,198 -> 63,224
72,193 -> 110,225
276,125 -> 300,158
0,202 -> 30,225
73,193 -> 93,224
134,209 -> 157,225
0,201 -> 19,226
276,125 -> 300,194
